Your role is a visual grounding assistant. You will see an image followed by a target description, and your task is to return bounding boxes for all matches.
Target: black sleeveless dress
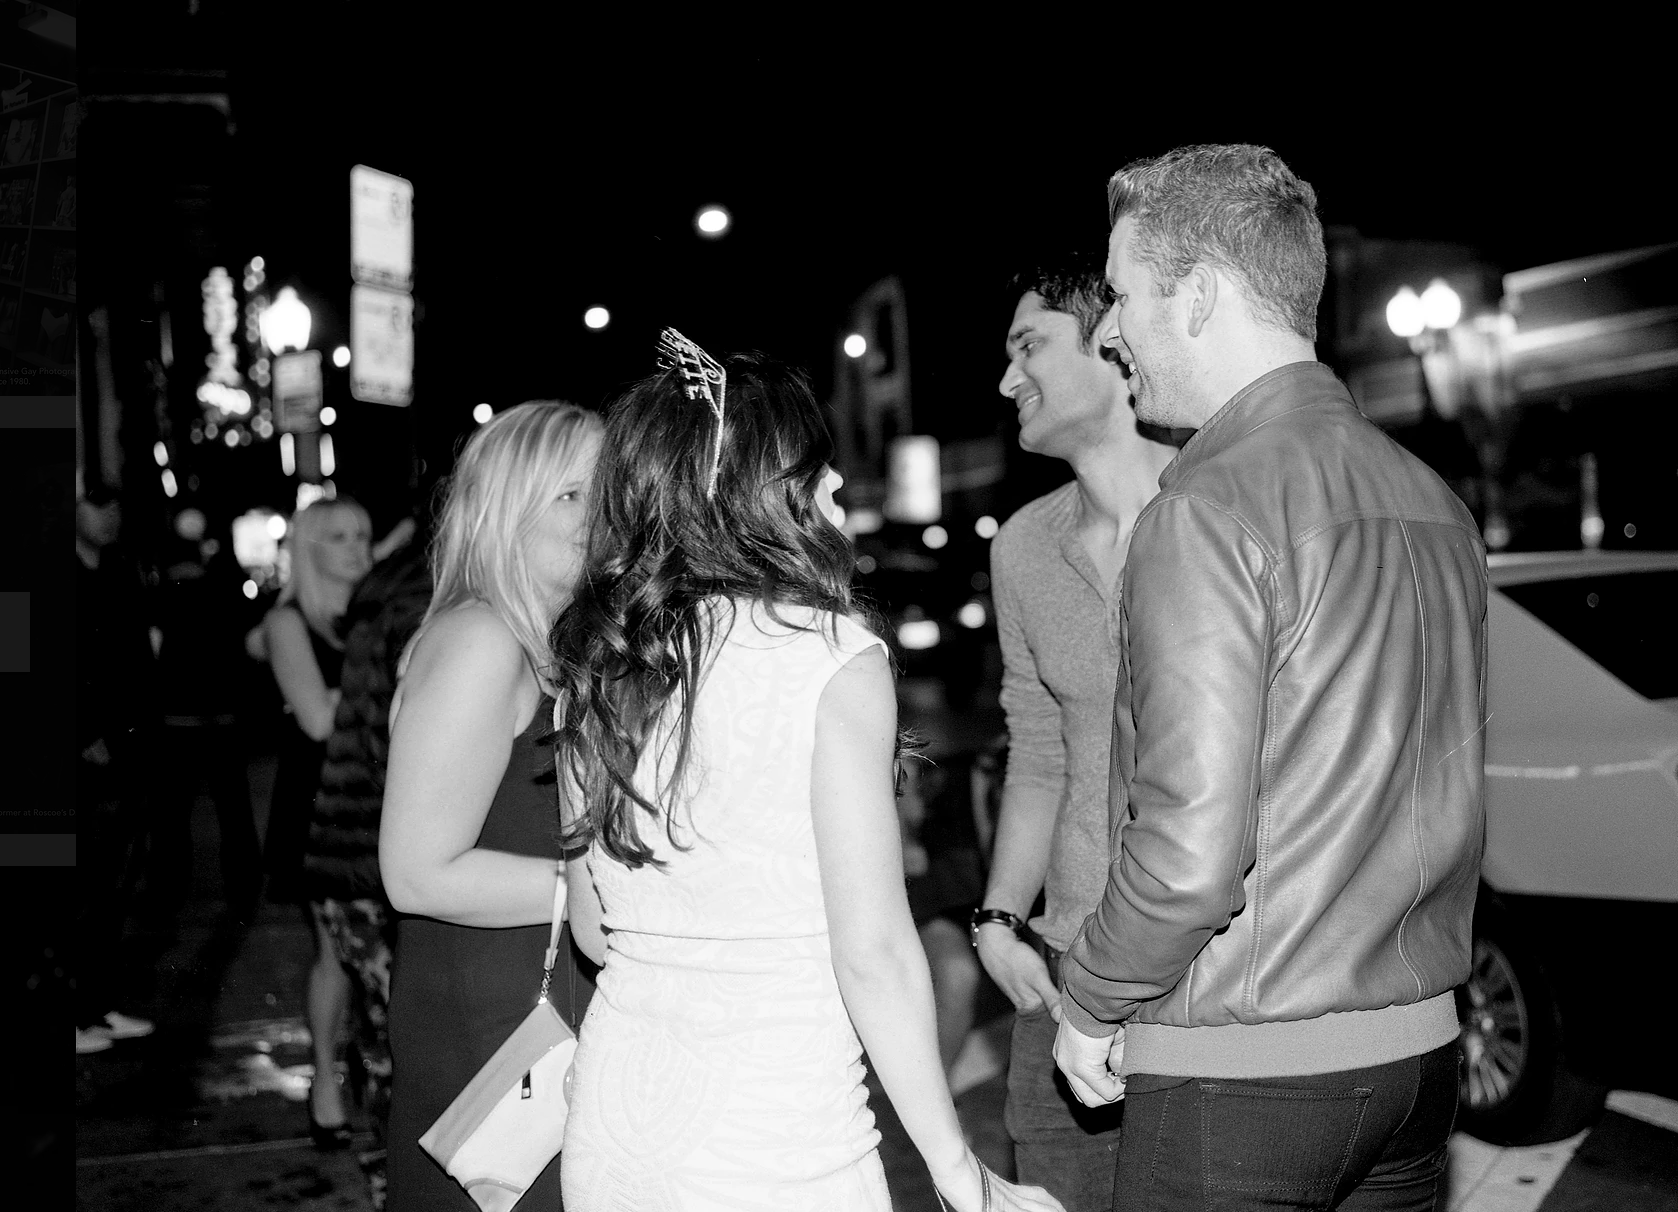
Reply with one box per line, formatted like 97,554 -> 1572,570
385,695 -> 597,1210
263,605 -> 344,903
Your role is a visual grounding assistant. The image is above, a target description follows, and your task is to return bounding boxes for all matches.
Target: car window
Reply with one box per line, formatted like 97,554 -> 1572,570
1499,571 -> 1678,701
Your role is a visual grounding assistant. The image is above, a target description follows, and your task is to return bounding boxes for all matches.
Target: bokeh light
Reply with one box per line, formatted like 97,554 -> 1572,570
584,306 -> 611,330
696,205 -> 731,237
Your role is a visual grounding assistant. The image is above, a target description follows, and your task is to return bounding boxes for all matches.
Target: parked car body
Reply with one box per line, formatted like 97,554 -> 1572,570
1457,550 -> 1678,1143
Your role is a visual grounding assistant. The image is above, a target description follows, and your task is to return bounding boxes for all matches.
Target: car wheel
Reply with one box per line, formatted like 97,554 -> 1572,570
1455,903 -> 1603,1145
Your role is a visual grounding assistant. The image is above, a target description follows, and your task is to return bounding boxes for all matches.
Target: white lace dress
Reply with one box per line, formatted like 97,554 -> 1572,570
560,601 -> 894,1212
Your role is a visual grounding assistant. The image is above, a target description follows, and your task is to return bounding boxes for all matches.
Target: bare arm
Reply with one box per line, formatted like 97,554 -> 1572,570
978,529 -> 1068,1015
976,781 -> 1064,1015
811,646 -> 986,1211
265,607 -> 341,741
379,605 -> 561,927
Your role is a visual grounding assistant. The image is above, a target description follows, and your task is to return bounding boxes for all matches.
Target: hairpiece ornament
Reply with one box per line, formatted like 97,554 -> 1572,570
655,327 -> 727,499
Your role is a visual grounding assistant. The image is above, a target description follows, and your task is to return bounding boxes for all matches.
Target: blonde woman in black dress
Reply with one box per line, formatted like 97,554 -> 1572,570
380,402 -> 602,1210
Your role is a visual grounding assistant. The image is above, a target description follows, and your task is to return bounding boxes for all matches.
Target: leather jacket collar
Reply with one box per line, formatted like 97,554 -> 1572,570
1161,361 -> 1343,494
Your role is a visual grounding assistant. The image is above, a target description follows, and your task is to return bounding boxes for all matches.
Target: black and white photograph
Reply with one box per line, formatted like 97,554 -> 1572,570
46,5 -> 1678,1211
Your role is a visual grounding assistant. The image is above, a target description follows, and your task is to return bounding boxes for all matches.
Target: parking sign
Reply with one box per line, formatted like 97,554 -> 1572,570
273,349 -> 324,432
350,165 -> 414,291
351,285 -> 414,406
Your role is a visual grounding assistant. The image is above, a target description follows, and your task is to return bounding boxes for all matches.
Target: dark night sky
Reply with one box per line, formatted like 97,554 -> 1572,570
84,8 -> 1676,525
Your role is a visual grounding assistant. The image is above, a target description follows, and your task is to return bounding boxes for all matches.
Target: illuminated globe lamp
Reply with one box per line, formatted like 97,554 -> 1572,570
1385,276 -> 1465,419
260,286 -> 313,354
1419,278 -> 1462,331
1385,278 -> 1461,351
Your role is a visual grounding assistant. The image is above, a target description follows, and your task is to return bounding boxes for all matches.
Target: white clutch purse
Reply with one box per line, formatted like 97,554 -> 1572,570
418,877 -> 576,1211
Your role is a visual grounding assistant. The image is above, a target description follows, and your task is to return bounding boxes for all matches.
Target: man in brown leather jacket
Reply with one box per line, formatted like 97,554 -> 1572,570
1053,144 -> 1487,1212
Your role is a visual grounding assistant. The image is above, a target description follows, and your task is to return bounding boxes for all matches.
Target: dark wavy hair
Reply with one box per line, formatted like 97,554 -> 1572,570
1008,251 -> 1114,353
551,349 -> 874,868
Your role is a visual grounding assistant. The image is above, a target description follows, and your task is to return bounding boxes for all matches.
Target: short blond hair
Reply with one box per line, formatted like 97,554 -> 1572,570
1108,144 -> 1325,341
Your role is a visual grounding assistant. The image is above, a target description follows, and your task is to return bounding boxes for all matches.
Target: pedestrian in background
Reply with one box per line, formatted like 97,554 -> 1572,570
74,485 -> 161,1055
153,508 -> 264,923
302,513 -> 431,1210
379,402 -> 601,1211
260,496 -> 373,1146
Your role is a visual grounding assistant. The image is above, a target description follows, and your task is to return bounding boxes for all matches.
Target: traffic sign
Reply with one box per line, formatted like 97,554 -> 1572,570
350,284 -> 414,406
273,349 -> 323,432
351,165 -> 413,291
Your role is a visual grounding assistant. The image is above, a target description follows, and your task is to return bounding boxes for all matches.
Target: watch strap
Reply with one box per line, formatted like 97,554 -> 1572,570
969,907 -> 1027,948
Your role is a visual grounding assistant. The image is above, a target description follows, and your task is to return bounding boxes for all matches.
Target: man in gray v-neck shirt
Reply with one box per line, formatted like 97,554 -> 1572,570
976,253 -> 1179,1211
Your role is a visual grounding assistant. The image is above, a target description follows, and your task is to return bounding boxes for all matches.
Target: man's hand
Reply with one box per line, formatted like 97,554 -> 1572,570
1053,1016 -> 1125,1107
975,926 -> 1062,1021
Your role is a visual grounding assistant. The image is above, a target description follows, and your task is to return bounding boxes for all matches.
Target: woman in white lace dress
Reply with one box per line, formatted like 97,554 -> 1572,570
551,338 -> 1063,1212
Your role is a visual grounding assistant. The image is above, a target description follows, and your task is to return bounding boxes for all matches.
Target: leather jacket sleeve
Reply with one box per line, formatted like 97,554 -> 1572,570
1061,493 -> 1273,1034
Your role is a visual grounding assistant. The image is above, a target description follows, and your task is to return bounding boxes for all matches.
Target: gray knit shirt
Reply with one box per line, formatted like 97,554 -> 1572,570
991,481 -> 1127,953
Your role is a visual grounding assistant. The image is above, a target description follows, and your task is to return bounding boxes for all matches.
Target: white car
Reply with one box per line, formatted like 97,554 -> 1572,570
1456,550 -> 1678,1143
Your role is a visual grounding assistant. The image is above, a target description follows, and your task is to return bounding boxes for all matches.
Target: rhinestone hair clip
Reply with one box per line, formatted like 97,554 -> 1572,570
656,327 -> 727,499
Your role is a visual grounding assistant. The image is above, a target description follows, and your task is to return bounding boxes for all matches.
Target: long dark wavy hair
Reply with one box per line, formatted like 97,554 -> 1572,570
551,349 -> 877,868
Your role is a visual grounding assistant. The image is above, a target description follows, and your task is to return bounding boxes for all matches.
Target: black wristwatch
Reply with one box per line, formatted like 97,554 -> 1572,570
969,908 -> 1027,949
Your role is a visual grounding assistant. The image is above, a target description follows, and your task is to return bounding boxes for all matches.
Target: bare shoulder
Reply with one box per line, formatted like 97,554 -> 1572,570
405,602 -> 528,693
262,604 -> 315,668
817,644 -> 895,730
263,603 -> 307,640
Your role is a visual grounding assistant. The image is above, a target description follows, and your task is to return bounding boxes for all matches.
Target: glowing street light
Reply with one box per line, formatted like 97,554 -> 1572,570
1385,286 -> 1425,339
260,286 -> 312,353
472,403 -> 493,424
583,306 -> 610,330
1386,279 -> 1462,342
843,333 -> 868,359
1420,278 -> 1463,331
696,205 -> 731,237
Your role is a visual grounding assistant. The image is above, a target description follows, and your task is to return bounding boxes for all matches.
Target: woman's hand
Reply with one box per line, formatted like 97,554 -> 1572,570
930,1150 -> 1066,1212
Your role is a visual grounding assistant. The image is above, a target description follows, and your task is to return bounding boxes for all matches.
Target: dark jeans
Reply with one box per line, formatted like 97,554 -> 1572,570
1007,1005 -> 1125,1212
1114,1043 -> 1460,1212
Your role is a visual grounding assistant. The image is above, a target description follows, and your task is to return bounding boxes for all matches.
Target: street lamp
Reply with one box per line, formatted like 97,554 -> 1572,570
1386,278 -> 1460,350
1387,277 -> 1512,550
1386,278 -> 1464,417
260,286 -> 312,353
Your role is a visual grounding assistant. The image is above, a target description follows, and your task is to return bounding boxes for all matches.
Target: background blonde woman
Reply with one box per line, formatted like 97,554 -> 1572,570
379,402 -> 602,1211
260,496 -> 372,1147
